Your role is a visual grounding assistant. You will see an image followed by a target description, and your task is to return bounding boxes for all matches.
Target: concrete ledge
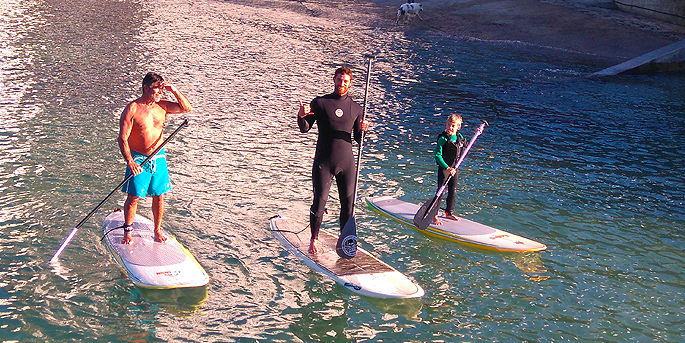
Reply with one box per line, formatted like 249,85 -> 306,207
615,0 -> 685,26
590,39 -> 685,76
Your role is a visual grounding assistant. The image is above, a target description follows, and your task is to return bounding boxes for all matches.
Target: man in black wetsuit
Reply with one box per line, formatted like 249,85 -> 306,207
298,66 -> 369,255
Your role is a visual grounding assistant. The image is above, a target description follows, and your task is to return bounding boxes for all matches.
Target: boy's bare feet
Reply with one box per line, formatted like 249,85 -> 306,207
433,215 -> 443,226
445,213 -> 461,221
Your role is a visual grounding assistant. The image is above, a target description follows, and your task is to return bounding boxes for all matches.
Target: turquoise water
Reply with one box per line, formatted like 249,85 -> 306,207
1,0 -> 684,341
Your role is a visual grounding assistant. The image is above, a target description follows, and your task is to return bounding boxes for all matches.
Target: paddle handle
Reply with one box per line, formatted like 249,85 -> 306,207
49,119 -> 189,263
453,119 -> 488,170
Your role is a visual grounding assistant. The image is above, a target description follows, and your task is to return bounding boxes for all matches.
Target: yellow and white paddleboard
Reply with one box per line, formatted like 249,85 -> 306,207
366,196 -> 547,253
270,216 -> 424,299
102,210 -> 209,289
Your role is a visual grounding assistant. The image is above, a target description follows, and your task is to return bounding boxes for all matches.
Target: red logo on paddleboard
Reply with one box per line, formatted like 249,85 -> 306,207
157,270 -> 181,277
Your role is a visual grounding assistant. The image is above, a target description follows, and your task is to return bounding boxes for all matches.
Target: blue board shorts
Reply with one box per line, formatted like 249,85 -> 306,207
121,148 -> 172,198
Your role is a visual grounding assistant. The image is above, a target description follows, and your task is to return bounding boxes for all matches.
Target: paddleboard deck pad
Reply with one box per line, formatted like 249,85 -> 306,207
270,216 -> 424,299
367,196 -> 546,252
102,210 -> 209,289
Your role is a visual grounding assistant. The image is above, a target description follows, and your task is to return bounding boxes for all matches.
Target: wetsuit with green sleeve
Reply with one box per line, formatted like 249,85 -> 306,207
434,130 -> 466,216
298,92 -> 363,240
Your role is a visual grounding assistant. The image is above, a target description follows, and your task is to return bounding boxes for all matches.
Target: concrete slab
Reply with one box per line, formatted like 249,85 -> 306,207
590,39 -> 685,77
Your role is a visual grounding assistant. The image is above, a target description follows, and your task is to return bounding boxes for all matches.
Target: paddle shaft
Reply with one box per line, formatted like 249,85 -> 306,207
351,55 -> 374,209
420,120 -> 488,220
49,119 -> 189,263
336,55 -> 374,259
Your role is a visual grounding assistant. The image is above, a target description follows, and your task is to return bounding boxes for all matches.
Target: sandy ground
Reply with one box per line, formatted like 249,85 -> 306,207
253,0 -> 685,63
369,0 -> 685,61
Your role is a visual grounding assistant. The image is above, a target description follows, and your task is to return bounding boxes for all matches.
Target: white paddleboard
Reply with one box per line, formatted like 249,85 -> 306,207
270,216 -> 424,299
102,209 -> 209,289
366,196 -> 547,253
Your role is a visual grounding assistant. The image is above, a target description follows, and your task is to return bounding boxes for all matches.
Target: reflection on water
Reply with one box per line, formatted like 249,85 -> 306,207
138,286 -> 208,316
507,252 -> 550,282
0,0 -> 684,341
48,260 -> 72,281
364,297 -> 423,320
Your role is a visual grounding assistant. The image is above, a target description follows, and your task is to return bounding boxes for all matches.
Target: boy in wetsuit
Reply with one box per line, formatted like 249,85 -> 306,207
433,114 -> 466,225
298,66 -> 369,254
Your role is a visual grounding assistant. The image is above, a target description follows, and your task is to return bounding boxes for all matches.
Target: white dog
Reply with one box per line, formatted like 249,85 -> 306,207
396,2 -> 423,24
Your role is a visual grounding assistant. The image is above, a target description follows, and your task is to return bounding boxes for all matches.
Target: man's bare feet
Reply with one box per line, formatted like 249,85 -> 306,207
121,229 -> 133,245
445,213 -> 461,221
154,229 -> 167,243
308,238 -> 320,254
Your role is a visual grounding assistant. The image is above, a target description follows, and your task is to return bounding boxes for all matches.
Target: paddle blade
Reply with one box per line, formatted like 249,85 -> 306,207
336,215 -> 358,259
413,200 -> 439,231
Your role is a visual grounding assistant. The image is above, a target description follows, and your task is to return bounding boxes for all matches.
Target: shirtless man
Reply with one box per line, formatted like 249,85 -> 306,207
298,66 -> 368,254
118,72 -> 192,244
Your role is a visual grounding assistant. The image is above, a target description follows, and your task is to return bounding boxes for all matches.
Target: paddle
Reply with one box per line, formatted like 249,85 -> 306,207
49,119 -> 189,263
336,55 -> 374,259
412,119 -> 488,231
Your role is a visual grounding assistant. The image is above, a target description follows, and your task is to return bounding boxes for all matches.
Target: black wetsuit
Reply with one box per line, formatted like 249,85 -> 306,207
434,131 -> 466,215
298,93 -> 363,240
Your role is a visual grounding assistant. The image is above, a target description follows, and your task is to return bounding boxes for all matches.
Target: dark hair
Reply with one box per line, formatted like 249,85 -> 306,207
141,72 -> 164,93
334,66 -> 353,79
